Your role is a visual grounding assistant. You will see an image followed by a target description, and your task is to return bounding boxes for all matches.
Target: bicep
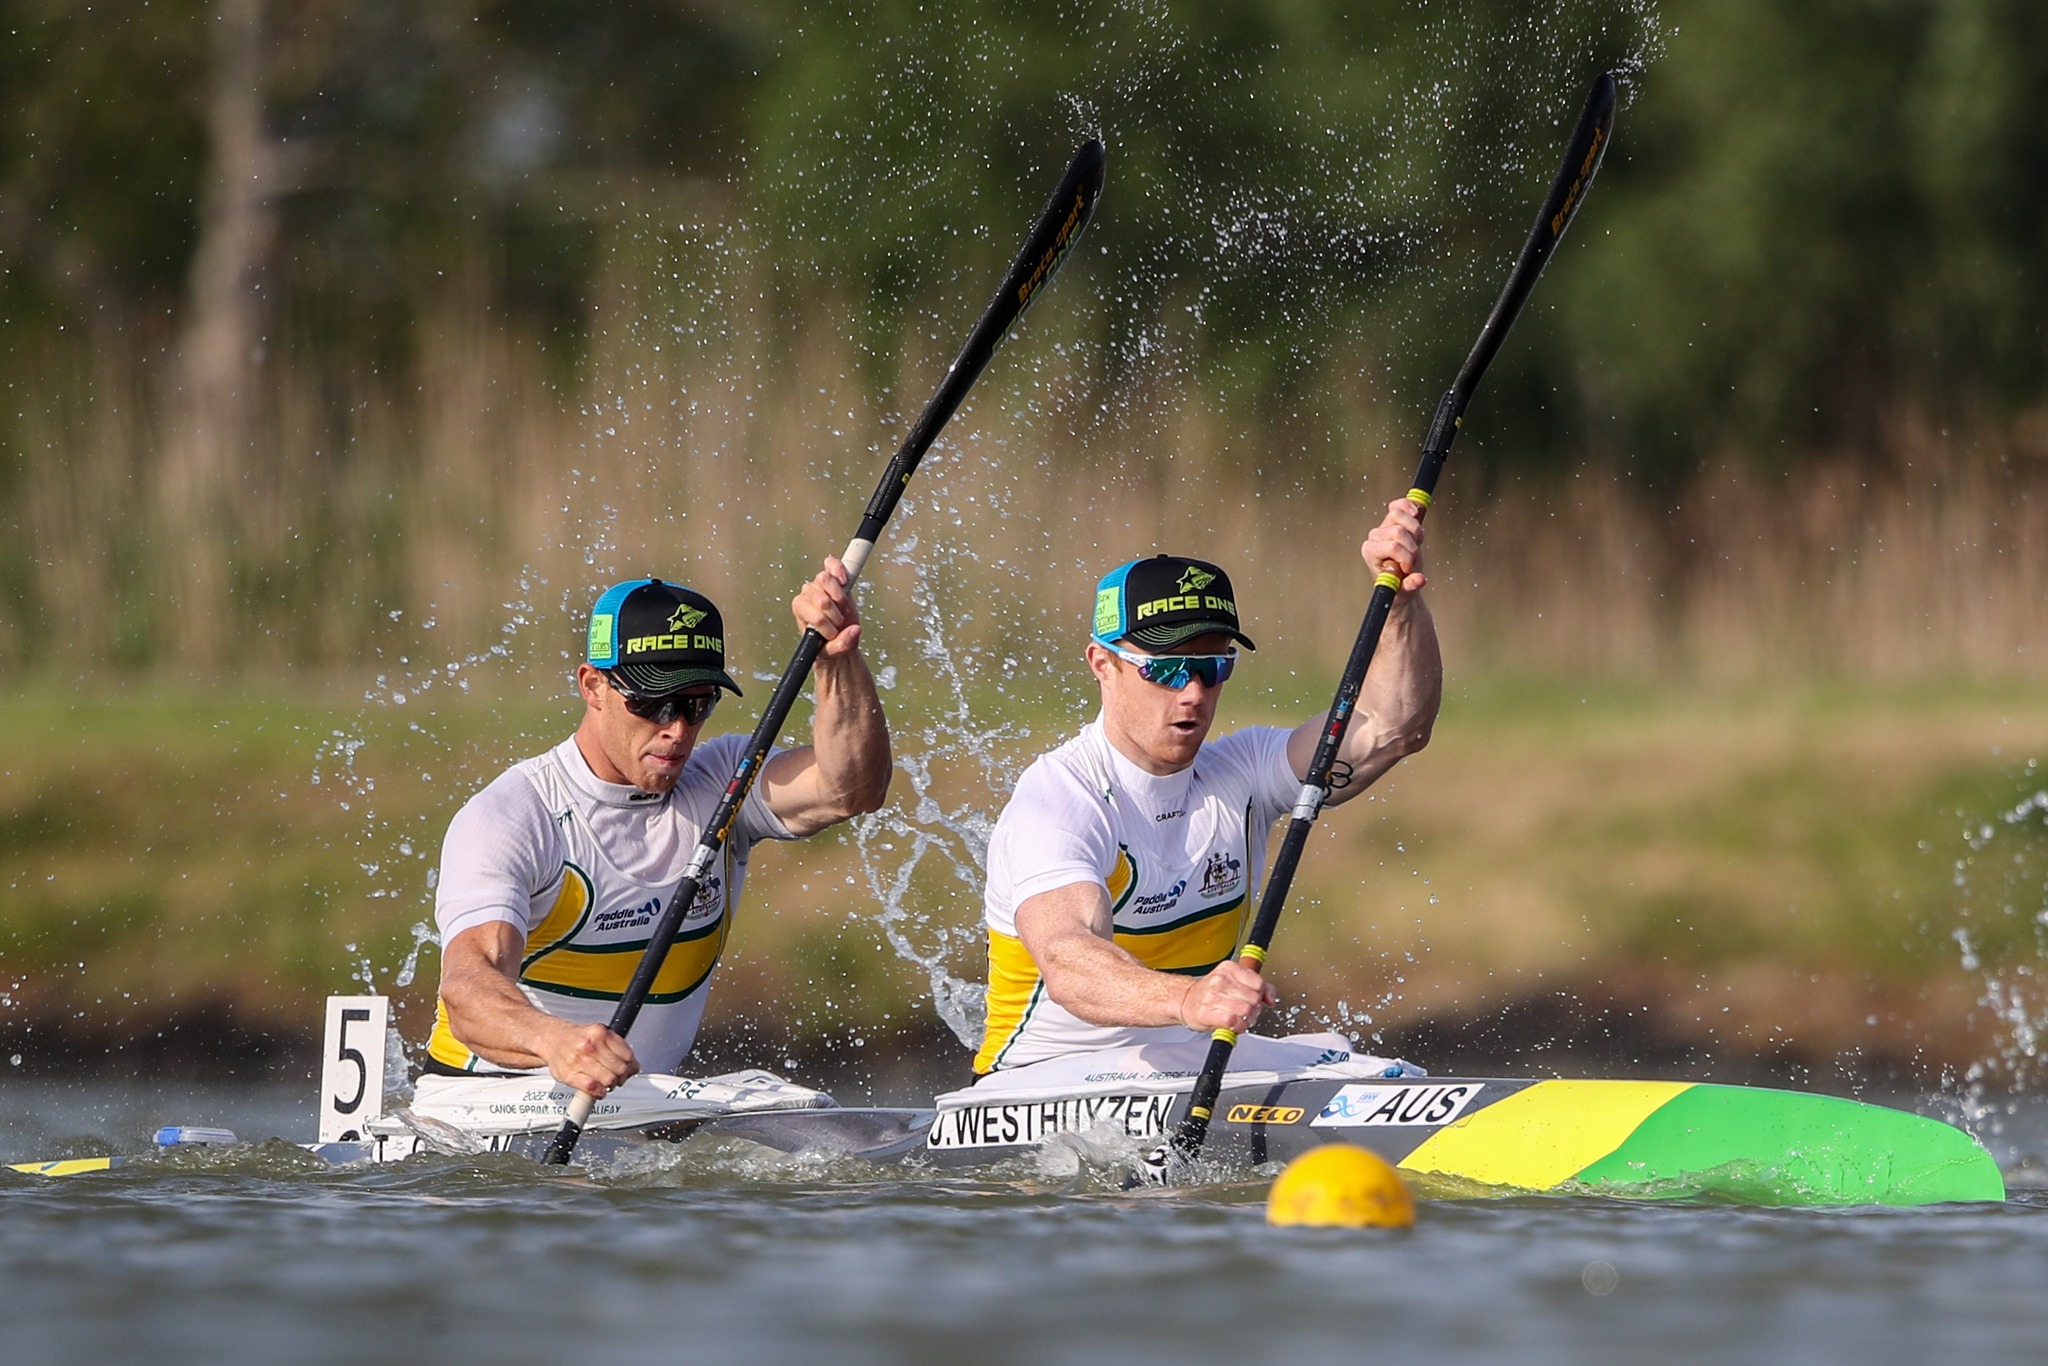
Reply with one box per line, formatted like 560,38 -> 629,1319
1285,712 -> 1382,807
756,743 -> 829,836
1284,717 -> 1321,787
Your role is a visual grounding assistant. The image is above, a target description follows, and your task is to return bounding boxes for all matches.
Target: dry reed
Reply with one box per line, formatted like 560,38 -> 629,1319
8,296 -> 2046,692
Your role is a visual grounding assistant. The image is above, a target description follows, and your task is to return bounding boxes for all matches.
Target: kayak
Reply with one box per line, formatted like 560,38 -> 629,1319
924,1072 -> 2008,1205
9,996 -> 2006,1206
19,1073 -> 2003,1207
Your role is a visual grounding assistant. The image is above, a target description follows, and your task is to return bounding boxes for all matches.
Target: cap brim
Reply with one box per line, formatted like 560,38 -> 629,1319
1123,622 -> 1258,652
611,663 -> 744,697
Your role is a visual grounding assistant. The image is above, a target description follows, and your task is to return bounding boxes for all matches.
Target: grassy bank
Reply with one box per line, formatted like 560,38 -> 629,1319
2,677 -> 2043,1092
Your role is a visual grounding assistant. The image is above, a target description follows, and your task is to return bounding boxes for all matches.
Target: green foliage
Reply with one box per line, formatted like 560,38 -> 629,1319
1553,0 -> 2048,476
743,0 -> 1658,415
0,0 -> 210,321
6,0 -> 2048,489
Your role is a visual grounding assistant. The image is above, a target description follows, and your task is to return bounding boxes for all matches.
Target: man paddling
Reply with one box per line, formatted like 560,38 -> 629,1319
971,503 -> 1440,1076
426,563 -> 890,1097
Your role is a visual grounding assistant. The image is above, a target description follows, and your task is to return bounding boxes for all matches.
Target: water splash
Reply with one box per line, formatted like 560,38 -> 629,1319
392,920 -> 438,991
1949,779 -> 2048,1135
849,526 -> 1050,1049
344,943 -> 376,993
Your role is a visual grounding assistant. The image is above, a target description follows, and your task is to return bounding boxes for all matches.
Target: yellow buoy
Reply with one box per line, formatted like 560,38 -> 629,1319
1266,1144 -> 1416,1228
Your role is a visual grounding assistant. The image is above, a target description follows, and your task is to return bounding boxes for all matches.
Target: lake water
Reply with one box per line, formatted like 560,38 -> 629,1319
4,1080 -> 2045,1365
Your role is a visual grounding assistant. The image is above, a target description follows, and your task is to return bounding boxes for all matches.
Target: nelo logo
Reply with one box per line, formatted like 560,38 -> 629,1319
1225,1104 -> 1305,1125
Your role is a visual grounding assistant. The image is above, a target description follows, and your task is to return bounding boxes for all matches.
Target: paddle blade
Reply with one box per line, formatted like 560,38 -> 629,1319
1003,138 -> 1107,333
858,138 -> 1107,537
1452,71 -> 1618,400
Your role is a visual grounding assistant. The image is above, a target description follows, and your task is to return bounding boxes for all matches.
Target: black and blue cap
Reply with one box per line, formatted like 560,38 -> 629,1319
585,578 -> 743,697
1090,554 -> 1257,652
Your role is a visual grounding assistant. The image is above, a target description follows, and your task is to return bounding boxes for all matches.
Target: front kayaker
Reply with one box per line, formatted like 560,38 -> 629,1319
424,562 -> 891,1098
972,502 -> 1441,1075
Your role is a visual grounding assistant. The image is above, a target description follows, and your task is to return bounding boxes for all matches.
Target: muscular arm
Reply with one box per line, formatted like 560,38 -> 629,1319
1015,882 -> 1275,1032
1287,498 -> 1444,807
759,558 -> 893,836
1285,593 -> 1442,805
437,921 -> 637,1097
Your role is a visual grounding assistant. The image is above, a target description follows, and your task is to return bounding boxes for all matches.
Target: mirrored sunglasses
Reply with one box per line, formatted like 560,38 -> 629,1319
1102,641 -> 1238,690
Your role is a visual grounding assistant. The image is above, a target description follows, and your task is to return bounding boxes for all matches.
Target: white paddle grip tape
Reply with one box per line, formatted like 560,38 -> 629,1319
563,1091 -> 595,1129
839,538 -> 875,583
1290,783 -> 1328,822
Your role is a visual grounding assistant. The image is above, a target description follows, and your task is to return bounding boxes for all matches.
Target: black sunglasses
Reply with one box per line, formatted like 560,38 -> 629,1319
606,673 -> 719,727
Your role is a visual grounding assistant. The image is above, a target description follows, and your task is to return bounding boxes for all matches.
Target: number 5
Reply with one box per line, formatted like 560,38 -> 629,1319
319,996 -> 390,1142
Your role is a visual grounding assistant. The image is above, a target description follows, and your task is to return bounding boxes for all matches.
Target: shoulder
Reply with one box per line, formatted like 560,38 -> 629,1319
669,731 -> 764,807
1001,735 -> 1109,823
448,757 -> 557,835
681,731 -> 795,841
990,739 -> 1116,871
438,753 -> 564,885
687,731 -> 753,775
986,733 -> 1121,914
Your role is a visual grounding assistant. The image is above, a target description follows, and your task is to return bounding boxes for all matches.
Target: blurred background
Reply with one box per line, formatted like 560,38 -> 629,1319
2,0 -> 2044,1109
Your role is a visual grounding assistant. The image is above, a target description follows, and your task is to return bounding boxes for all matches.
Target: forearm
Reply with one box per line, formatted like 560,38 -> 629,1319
440,957 -> 572,1071
801,648 -> 893,823
1037,929 -> 1193,1028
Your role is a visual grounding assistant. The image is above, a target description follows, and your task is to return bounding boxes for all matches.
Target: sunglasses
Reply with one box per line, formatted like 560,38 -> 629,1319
1101,640 -> 1239,690
606,673 -> 720,727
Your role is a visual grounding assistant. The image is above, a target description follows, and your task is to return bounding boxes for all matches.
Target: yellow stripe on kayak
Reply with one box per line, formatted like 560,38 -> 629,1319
1398,1080 -> 1692,1190
7,1157 -> 119,1176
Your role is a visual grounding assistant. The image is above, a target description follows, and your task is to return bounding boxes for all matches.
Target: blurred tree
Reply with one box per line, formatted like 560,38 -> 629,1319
0,0 -> 209,327
1551,0 -> 2048,479
4,0 -> 2044,514
741,0 -> 1655,425
162,0 -> 280,667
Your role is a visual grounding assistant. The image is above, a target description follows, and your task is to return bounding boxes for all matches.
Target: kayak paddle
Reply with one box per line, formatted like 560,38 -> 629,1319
1136,72 -> 1619,1184
542,138 -> 1107,1165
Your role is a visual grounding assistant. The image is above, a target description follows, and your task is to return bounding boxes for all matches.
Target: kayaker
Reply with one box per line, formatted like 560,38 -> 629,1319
424,561 -> 891,1098
972,502 -> 1440,1075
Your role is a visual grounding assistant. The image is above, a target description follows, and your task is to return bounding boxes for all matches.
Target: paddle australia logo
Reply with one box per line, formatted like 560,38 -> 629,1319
592,896 -> 661,934
1130,880 -> 1187,917
927,1094 -> 1174,1149
1200,850 -> 1242,898
1310,1082 -> 1485,1128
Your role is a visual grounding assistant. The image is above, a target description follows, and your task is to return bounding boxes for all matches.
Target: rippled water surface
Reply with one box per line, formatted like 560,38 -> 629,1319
5,1082 -> 2046,1365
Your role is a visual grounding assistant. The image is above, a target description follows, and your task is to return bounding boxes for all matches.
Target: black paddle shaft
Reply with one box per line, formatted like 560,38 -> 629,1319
541,139 -> 1107,1166
1156,74 -> 1619,1175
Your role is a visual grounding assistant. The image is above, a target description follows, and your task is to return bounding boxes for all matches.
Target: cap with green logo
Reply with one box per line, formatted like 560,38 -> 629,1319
1090,555 -> 1257,652
585,579 -> 743,696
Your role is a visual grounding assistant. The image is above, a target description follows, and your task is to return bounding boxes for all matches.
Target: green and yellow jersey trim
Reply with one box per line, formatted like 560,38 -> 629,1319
426,854 -> 733,1072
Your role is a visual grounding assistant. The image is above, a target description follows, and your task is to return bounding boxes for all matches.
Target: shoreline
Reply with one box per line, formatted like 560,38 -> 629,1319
0,980 -> 1993,1101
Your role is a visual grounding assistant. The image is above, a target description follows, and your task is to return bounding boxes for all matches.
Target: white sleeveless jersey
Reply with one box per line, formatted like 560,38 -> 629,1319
427,734 -> 790,1075
975,718 -> 1298,1072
